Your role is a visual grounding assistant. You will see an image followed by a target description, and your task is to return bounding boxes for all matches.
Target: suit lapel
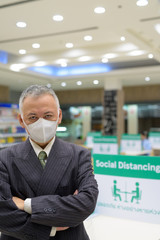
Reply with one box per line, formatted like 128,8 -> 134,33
14,139 -> 44,194
36,138 -> 72,196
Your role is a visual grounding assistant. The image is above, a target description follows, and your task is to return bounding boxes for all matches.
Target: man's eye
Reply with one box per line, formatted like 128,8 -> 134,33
29,116 -> 37,120
45,115 -> 53,119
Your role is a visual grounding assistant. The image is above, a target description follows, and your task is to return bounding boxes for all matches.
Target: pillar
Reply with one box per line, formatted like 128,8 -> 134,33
103,78 -> 124,145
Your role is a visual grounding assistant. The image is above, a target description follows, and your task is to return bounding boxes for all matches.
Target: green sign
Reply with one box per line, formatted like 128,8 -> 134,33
93,154 -> 160,180
120,134 -> 142,152
93,136 -> 118,155
94,136 -> 117,143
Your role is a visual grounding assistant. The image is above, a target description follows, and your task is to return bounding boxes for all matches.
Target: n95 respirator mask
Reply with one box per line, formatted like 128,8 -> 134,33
23,118 -> 58,143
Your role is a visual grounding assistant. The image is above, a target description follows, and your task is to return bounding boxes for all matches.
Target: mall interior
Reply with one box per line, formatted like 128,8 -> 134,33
0,0 -> 160,239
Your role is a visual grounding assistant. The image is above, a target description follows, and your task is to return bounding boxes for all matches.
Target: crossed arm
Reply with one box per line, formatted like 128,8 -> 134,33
12,192 -> 78,232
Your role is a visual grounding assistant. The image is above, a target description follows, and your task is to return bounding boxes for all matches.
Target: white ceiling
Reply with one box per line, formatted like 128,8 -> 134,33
0,0 -> 160,92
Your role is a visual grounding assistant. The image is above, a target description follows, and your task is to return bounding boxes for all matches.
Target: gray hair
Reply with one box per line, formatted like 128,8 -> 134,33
19,85 -> 60,114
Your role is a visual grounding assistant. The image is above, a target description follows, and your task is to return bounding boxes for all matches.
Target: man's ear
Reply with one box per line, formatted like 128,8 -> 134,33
58,109 -> 62,125
18,114 -> 25,128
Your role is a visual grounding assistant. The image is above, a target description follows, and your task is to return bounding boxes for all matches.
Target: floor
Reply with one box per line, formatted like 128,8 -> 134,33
84,214 -> 160,240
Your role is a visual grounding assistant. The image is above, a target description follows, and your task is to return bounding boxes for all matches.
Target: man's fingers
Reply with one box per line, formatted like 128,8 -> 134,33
74,190 -> 78,195
56,227 -> 69,231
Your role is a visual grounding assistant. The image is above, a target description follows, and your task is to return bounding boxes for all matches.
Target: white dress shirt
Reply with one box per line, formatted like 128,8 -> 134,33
24,137 -> 56,237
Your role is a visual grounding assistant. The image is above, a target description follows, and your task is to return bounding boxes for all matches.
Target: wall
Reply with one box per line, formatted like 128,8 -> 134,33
0,85 -> 9,102
9,84 -> 160,105
124,84 -> 160,103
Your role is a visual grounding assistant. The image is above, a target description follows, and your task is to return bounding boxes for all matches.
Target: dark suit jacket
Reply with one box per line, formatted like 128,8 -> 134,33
0,137 -> 98,240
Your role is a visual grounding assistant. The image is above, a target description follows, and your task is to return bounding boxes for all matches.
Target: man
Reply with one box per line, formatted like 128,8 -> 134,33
0,85 -> 98,240
140,131 -> 152,155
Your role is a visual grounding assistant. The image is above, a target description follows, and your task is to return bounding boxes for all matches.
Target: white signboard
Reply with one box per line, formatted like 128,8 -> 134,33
120,134 -> 142,153
93,136 -> 118,155
93,154 -> 160,224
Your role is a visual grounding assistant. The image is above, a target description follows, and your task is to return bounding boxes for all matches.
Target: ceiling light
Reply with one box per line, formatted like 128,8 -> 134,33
103,53 -> 118,59
101,57 -> 108,63
93,80 -> 99,85
32,43 -> 40,49
65,43 -> 73,48
16,21 -> 27,28
78,56 -> 91,62
10,63 -> 26,72
61,82 -> 66,87
61,62 -> 67,67
35,61 -> 46,66
127,50 -> 145,56
84,35 -> 93,41
148,53 -> 153,59
94,7 -> 106,14
155,24 -> 160,34
55,58 -> 68,65
136,0 -> 148,6
145,76 -> 150,81
115,43 -> 138,52
19,49 -> 26,54
77,81 -> 82,86
53,15 -> 63,22
120,36 -> 126,41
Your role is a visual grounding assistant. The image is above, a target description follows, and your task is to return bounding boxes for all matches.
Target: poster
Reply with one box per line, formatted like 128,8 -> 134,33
93,136 -> 118,155
93,154 -> 160,224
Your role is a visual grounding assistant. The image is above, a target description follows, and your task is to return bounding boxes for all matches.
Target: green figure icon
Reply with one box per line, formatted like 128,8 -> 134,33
100,144 -> 104,152
131,182 -> 141,204
113,180 -> 122,201
106,145 -> 110,153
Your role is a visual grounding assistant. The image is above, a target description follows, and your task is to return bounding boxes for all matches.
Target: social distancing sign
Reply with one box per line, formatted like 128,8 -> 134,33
93,154 -> 160,224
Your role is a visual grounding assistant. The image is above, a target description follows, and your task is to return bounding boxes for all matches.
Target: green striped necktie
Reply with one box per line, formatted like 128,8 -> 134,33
38,151 -> 47,168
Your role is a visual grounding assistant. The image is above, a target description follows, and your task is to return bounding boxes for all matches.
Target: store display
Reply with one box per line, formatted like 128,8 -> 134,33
0,103 -> 27,148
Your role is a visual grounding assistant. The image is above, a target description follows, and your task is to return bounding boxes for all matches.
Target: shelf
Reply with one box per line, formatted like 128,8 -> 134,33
0,133 -> 27,138
0,142 -> 21,148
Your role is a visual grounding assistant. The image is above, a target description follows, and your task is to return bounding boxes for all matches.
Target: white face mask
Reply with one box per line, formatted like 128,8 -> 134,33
23,118 -> 58,143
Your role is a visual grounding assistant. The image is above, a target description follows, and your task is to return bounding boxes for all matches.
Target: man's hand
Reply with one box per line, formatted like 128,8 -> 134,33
56,227 -> 69,231
12,196 -> 24,211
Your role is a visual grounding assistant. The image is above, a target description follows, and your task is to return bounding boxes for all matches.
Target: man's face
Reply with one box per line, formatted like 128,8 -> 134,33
19,94 -> 62,128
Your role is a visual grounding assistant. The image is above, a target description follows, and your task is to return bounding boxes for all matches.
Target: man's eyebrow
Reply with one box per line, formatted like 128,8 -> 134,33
44,111 -> 54,114
26,113 -> 37,116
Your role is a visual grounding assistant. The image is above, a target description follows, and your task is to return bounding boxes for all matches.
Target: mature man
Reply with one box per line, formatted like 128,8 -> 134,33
0,85 -> 98,240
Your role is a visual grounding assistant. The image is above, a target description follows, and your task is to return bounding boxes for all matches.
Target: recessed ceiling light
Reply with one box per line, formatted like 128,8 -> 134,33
65,43 -> 73,48
93,80 -> 99,85
136,0 -> 148,6
16,21 -> 27,28
127,50 -> 145,56
148,53 -> 153,59
155,24 -> 160,34
94,7 -> 106,14
61,62 -> 67,67
145,76 -> 150,81
78,56 -> 91,62
103,53 -> 118,59
77,81 -> 82,86
101,57 -> 108,63
61,82 -> 66,87
55,58 -> 68,65
120,36 -> 126,41
35,61 -> 46,66
53,15 -> 63,22
10,63 -> 26,72
19,49 -> 26,54
32,43 -> 40,49
84,35 -> 93,41
115,43 -> 138,52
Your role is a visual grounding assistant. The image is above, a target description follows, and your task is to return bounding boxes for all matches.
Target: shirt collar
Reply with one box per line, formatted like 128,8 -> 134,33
29,137 -> 55,157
